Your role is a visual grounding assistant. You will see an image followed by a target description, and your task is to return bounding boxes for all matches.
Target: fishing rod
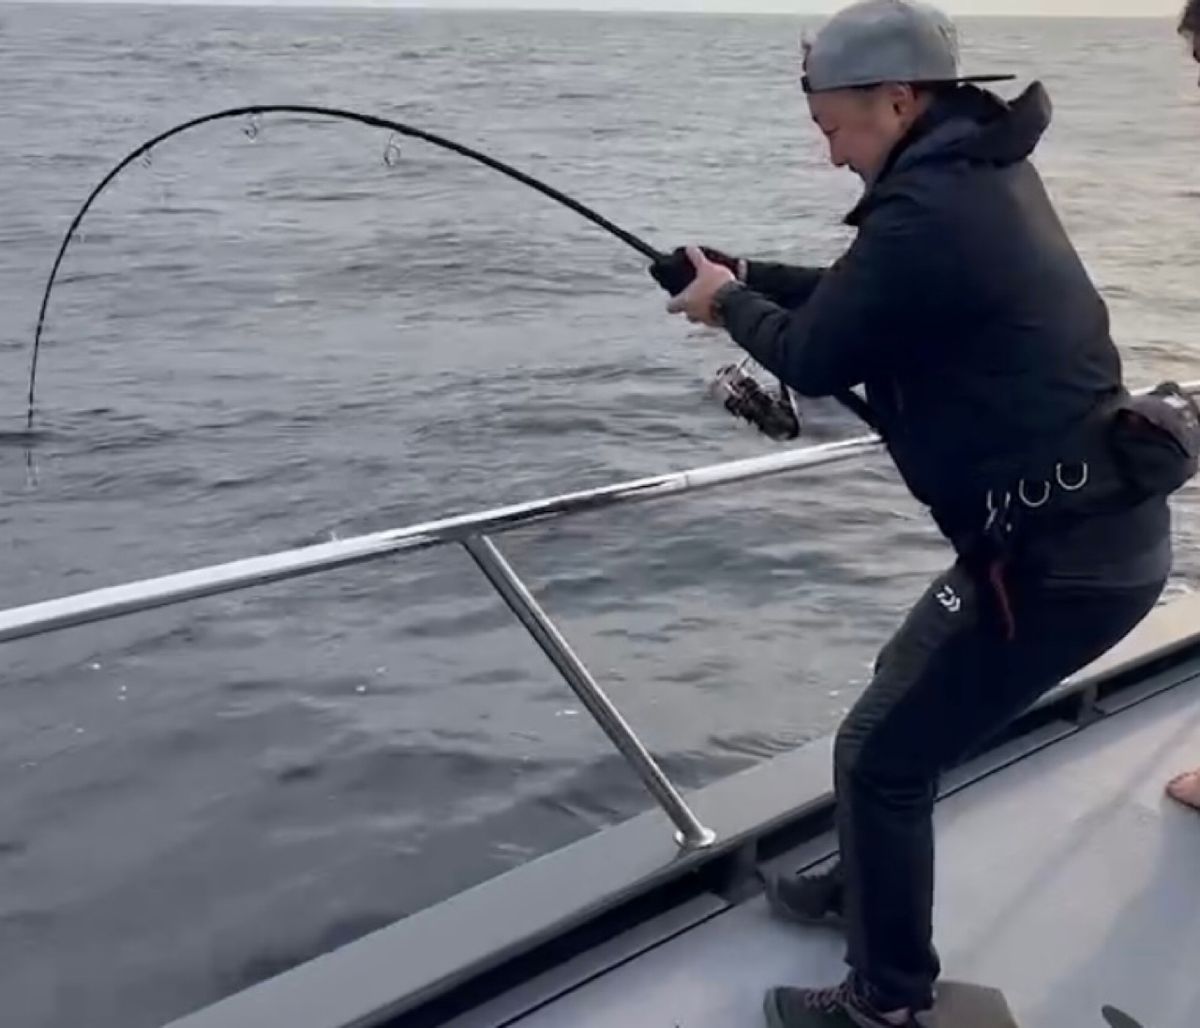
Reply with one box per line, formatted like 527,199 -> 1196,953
24,103 -> 838,440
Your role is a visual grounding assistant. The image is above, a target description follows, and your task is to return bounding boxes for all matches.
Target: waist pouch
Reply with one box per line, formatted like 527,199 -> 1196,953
1108,381 -> 1200,500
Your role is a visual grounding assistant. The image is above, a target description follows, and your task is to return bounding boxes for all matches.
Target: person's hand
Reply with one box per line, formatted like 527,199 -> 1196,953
665,246 -> 737,327
649,246 -> 743,295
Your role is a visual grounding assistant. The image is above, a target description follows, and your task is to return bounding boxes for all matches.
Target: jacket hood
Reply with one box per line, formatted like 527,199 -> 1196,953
847,82 -> 1052,224
941,81 -> 1052,166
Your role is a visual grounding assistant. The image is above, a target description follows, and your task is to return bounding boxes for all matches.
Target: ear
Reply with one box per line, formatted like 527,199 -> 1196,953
882,82 -> 916,116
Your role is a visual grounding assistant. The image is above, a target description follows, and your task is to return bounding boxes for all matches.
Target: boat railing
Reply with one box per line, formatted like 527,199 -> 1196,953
0,432 -> 885,850
3,380 -> 1195,852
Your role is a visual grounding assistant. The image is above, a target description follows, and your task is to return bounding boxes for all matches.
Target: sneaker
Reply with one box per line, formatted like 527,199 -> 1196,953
762,868 -> 846,929
763,977 -> 930,1028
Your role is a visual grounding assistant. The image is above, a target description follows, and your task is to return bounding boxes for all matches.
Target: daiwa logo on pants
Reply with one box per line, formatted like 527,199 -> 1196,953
935,584 -> 962,613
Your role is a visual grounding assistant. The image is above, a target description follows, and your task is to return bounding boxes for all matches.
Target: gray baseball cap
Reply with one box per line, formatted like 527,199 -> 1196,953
801,0 -> 1015,94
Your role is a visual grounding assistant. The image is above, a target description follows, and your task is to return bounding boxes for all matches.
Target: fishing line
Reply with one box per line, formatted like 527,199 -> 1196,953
24,103 -> 823,440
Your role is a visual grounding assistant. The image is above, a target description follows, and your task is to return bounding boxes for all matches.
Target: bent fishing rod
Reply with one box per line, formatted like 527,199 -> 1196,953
26,103 -> 855,439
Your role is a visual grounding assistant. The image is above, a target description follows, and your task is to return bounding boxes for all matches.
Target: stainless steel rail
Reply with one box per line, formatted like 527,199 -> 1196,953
4,379 -> 1196,851
464,535 -> 716,849
0,433 -> 881,850
0,434 -> 879,646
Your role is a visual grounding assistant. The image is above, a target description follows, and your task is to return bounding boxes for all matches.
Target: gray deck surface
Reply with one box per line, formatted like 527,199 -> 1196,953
513,677 -> 1200,1028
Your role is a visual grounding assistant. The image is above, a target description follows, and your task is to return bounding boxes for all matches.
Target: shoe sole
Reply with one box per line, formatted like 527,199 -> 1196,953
763,988 -> 877,1028
763,989 -> 788,1028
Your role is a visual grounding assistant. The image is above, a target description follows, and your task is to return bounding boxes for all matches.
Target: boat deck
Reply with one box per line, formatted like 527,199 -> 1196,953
505,672 -> 1200,1028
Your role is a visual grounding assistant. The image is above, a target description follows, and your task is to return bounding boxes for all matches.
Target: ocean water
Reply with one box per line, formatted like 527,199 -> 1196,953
0,5 -> 1198,1026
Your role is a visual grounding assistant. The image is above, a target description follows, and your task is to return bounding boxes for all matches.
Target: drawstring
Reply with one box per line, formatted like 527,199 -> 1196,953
987,559 -> 1016,641
981,489 -> 1018,642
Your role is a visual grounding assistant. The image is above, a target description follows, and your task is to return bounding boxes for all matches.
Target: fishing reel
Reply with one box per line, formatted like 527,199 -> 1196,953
708,357 -> 801,442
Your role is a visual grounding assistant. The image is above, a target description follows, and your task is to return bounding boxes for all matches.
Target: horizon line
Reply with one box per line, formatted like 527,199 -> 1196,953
0,0 -> 1184,16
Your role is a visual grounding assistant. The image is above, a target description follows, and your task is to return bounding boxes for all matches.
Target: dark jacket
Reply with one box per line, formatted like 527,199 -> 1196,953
719,83 -> 1126,539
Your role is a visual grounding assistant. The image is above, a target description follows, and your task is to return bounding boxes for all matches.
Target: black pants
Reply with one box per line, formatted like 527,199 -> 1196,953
833,559 -> 1166,1009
